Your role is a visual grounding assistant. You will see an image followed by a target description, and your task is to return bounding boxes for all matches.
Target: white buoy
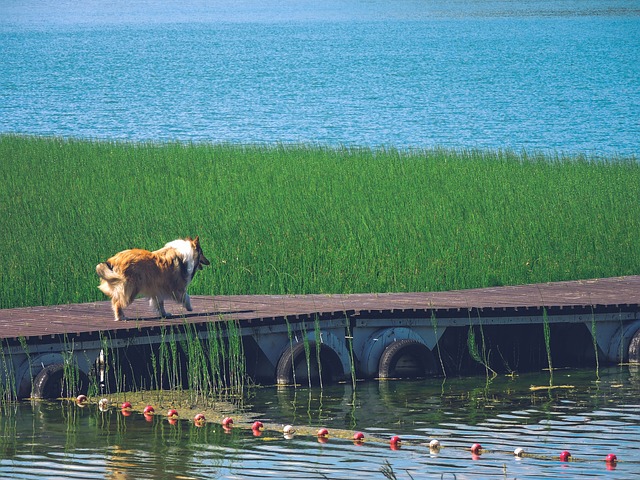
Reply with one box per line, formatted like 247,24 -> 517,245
514,447 -> 525,457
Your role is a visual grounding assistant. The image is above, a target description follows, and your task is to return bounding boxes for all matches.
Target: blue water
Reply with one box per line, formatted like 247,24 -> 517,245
1,0 -> 639,156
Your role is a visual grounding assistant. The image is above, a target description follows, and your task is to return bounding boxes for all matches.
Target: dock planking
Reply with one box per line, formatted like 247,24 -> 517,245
1,275 -> 638,341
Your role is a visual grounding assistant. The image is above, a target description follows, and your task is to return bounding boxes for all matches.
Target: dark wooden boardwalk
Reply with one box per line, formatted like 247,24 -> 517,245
1,276 -> 639,341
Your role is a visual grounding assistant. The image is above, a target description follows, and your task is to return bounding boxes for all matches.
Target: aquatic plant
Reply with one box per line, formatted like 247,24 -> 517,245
0,341 -> 17,402
313,315 -> 323,389
345,315 -> 357,389
284,317 -> 297,386
430,311 -> 446,378
590,307 -> 600,381
60,334 -> 84,398
17,337 -> 33,398
543,308 -> 553,385
225,319 -> 246,399
467,314 -> 496,379
301,321 -> 312,388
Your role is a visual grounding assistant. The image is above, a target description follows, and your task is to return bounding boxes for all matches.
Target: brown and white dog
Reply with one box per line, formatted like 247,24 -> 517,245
96,236 -> 210,321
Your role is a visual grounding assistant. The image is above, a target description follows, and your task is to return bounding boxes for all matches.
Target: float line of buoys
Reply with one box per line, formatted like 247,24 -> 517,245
78,396 -> 621,467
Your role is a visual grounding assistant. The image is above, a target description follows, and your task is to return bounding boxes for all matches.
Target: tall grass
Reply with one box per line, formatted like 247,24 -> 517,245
1,135 -> 639,309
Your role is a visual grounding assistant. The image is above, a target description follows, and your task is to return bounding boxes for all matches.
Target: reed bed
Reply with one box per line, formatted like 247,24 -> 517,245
1,134 -> 638,309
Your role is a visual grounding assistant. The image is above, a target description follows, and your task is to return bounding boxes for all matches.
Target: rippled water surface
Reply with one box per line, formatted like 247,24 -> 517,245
1,367 -> 639,479
1,0 -> 639,156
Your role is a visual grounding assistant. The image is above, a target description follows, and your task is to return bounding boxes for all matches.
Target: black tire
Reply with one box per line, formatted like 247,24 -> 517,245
276,342 -> 307,385
31,363 -> 89,399
275,341 -> 345,386
378,339 -> 434,379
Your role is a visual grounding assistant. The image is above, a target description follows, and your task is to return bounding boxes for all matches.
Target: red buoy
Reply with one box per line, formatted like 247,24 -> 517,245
194,413 -> 206,426
470,443 -> 482,455
222,416 -> 234,428
252,421 -> 264,432
390,436 -> 401,449
167,409 -> 179,418
121,401 -> 132,410
353,432 -> 365,443
317,428 -> 329,438
559,451 -> 571,462
143,405 -> 155,415
605,453 -> 617,464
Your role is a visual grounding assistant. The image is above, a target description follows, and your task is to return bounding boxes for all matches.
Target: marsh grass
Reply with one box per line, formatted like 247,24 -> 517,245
285,317 -> 297,385
90,319 -> 247,405
0,341 -> 17,402
543,308 -> 553,385
590,307 -> 600,381
301,321 -> 312,388
430,312 -> 447,377
313,316 -> 323,389
1,135 -> 639,309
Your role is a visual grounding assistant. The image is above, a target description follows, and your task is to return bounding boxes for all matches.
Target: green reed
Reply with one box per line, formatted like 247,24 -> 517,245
17,337 -> 33,397
284,317 -> 297,385
301,320 -> 312,388
313,315 -> 323,390
206,321 -> 223,395
60,334 -> 83,398
430,312 -> 446,377
467,314 -> 496,379
88,319 -> 246,404
2,135 -> 639,309
182,321 -> 207,403
590,307 -> 600,381
0,341 -> 17,402
543,308 -> 553,385
226,320 -> 246,399
345,315 -> 357,389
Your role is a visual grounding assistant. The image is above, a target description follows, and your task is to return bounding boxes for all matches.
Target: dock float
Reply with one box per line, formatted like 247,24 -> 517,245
1,275 -> 638,399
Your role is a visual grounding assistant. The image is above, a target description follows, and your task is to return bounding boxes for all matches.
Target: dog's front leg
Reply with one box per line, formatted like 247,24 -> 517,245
182,293 -> 193,311
150,297 -> 170,318
112,301 -> 126,321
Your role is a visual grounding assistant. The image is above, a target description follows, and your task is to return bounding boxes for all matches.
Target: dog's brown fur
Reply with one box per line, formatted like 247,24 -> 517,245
96,236 -> 210,321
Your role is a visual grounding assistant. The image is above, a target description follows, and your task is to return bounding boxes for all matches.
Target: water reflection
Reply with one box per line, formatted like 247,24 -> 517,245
1,367 -> 639,478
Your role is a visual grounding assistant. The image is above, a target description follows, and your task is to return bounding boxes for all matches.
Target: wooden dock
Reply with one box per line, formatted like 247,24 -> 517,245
2,275 -> 639,341
1,276 -> 639,399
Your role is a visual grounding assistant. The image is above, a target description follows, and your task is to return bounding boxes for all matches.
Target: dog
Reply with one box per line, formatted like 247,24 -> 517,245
96,236 -> 210,321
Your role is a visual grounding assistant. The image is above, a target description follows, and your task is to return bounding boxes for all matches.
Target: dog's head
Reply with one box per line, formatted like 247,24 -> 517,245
189,236 -> 210,271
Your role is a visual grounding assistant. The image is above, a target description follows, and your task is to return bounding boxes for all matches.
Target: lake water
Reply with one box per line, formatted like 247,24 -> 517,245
1,0 -> 639,157
1,367 -> 639,479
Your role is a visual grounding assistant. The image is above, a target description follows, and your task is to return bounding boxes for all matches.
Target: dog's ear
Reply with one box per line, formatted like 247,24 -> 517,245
194,235 -> 200,245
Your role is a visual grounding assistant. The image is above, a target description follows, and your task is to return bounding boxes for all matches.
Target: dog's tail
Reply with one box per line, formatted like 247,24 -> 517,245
96,262 -> 123,295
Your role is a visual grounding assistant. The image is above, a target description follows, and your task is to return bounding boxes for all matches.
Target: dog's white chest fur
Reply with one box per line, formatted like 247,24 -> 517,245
164,239 -> 196,278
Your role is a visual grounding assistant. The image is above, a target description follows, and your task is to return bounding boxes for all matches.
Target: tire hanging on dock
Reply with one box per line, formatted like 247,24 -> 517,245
378,339 -> 435,379
31,363 -> 89,399
275,341 -> 346,386
628,328 -> 640,364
